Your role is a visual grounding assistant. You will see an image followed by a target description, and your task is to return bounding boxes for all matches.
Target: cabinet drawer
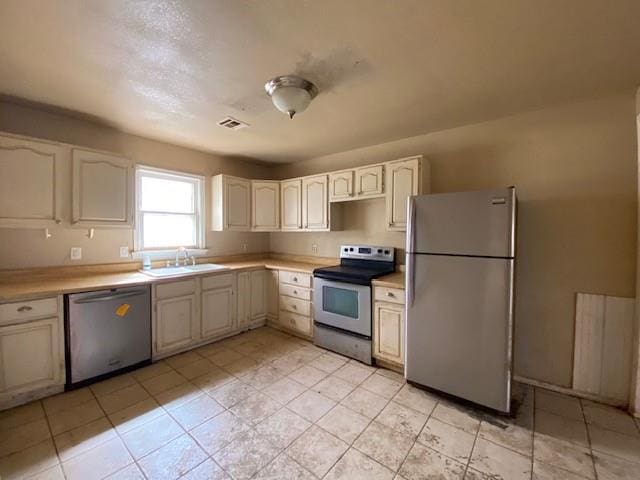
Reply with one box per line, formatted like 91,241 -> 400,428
278,271 -> 311,288
156,279 -> 197,299
374,286 -> 405,305
0,297 -> 59,325
279,295 -> 311,316
202,273 -> 234,291
279,311 -> 312,336
279,284 -> 311,301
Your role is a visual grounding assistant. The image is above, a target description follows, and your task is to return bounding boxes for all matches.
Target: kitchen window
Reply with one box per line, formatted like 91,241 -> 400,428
135,166 -> 205,251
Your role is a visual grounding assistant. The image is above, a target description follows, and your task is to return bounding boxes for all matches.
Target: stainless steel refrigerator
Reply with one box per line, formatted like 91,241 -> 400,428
405,187 -> 516,413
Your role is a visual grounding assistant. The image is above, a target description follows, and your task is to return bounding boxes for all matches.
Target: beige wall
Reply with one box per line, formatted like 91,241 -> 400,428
271,93 -> 638,388
0,100 -> 272,269
632,89 -> 640,415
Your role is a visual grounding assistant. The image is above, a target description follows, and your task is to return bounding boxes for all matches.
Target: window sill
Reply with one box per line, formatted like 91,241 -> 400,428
131,248 -> 209,261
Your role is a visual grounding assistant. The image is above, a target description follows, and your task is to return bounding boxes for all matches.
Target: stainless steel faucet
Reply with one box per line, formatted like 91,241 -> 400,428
175,247 -> 189,266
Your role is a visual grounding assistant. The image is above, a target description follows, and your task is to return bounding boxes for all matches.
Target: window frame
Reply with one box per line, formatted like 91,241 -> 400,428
134,165 -> 205,252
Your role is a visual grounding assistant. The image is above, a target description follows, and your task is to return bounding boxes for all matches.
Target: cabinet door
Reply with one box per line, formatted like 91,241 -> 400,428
280,179 -> 302,231
201,287 -> 234,339
72,148 -> 133,227
266,270 -> 279,320
225,176 -> 251,230
329,171 -> 354,202
356,165 -> 384,198
155,294 -> 197,354
0,317 -> 62,394
252,181 -> 280,231
373,302 -> 405,365
250,270 -> 267,321
302,175 -> 328,230
386,156 -> 421,231
236,272 -> 251,329
0,134 -> 63,228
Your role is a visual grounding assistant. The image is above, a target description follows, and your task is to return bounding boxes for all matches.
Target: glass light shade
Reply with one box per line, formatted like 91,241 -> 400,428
271,86 -> 312,118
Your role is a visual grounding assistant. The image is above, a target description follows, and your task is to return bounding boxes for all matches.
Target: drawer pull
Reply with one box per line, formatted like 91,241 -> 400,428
17,306 -> 33,312
291,304 -> 297,310
293,290 -> 298,295
386,292 -> 395,297
292,277 -> 298,282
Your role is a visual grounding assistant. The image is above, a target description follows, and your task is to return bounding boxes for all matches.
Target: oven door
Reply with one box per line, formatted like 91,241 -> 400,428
313,277 -> 372,337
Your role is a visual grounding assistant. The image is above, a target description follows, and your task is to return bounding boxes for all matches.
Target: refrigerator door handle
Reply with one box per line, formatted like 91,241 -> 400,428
406,253 -> 415,307
406,196 -> 416,254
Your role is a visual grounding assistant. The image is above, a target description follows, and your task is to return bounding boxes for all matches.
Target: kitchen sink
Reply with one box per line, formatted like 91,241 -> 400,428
140,263 -> 230,277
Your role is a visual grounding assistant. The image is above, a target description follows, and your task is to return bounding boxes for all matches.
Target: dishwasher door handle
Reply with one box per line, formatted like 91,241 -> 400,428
72,289 -> 149,304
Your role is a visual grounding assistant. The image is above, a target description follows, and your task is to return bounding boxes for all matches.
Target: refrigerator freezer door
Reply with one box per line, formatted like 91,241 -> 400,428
405,253 -> 514,412
408,188 -> 515,258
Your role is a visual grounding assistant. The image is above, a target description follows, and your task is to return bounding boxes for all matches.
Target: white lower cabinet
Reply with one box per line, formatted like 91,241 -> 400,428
201,287 -> 235,340
0,318 -> 62,395
236,272 -> 251,329
266,270 -> 279,321
250,270 -> 267,321
152,271 -> 267,359
155,294 -> 198,355
276,270 -> 313,338
373,286 -> 405,366
0,296 -> 64,409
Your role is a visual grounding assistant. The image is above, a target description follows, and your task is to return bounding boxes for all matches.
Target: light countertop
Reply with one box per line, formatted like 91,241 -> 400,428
372,271 -> 405,289
0,258 -> 330,302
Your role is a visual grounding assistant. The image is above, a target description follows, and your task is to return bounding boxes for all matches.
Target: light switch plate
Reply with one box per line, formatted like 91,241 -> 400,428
70,247 -> 82,260
311,244 -> 318,254
119,246 -> 130,258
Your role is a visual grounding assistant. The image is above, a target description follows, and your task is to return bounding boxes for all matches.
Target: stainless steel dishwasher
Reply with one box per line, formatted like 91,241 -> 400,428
66,286 -> 151,388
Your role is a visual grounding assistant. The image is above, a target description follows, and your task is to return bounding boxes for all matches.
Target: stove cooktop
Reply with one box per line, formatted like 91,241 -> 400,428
313,244 -> 396,285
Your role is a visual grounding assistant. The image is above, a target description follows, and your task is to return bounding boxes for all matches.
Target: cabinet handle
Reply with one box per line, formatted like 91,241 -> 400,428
291,304 -> 297,310
17,305 -> 33,312
55,219 -> 62,225
293,290 -> 298,295
292,277 -> 298,282
386,292 -> 395,297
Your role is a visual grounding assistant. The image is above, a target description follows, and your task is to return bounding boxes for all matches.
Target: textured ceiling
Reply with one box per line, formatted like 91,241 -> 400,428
1,0 -> 640,163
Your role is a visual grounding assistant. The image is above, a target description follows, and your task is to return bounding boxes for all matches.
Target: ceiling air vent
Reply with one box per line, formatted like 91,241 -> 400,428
217,116 -> 250,130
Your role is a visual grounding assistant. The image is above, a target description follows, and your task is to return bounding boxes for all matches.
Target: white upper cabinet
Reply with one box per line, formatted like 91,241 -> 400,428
251,180 -> 280,231
356,164 -> 384,198
302,175 -> 329,230
280,179 -> 302,231
212,174 -> 251,231
385,156 -> 422,231
72,148 -> 133,227
329,170 -> 354,202
0,133 -> 63,228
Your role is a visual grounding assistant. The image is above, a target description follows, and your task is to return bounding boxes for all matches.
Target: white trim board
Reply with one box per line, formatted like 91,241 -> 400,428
514,374 -> 628,409
572,293 -> 635,403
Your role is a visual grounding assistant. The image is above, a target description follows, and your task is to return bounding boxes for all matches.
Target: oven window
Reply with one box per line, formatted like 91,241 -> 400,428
323,286 -> 359,319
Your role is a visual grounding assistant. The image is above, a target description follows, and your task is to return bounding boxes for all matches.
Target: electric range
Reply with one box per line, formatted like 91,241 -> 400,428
313,244 -> 395,364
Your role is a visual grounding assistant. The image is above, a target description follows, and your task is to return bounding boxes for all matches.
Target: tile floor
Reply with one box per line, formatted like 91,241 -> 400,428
1,326 -> 639,480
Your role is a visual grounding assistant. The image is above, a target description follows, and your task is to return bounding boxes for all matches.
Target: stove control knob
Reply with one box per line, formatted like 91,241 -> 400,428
384,250 -> 390,255
377,249 -> 382,254
349,247 -> 354,251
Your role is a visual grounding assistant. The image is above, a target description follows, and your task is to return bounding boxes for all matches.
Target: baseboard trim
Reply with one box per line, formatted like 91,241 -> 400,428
514,375 -> 628,409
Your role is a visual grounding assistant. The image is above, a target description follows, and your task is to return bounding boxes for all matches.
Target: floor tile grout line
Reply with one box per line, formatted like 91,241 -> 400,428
579,396 -> 599,480
313,372 -> 387,478
461,404 -> 482,478
38,398 -> 68,480
530,386 -> 536,480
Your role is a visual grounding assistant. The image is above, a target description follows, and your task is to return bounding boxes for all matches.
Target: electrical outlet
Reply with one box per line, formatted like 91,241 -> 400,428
242,243 -> 248,252
70,247 -> 82,260
311,244 -> 318,254
119,246 -> 130,258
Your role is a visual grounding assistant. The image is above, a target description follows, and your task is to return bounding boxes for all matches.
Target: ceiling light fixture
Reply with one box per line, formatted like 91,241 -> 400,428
264,75 -> 318,119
